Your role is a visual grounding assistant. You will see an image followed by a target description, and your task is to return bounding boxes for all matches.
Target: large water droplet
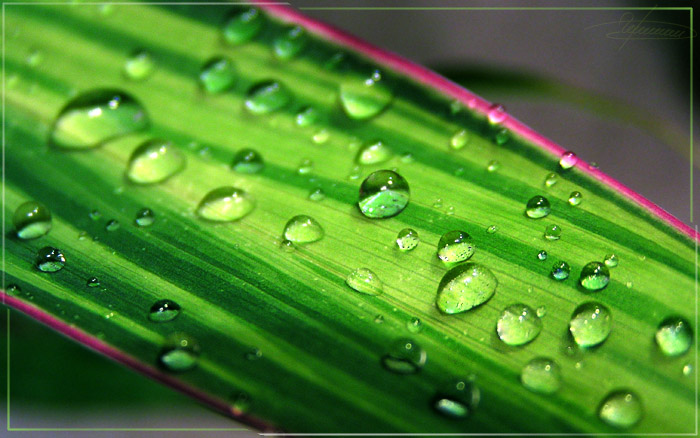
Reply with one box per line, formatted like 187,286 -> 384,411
197,187 -> 255,222
655,317 -> 692,356
559,151 -> 578,169
223,8 -> 263,44
355,141 -> 392,165
521,358 -> 561,394
598,390 -> 643,429
358,170 -> 410,218
551,261 -> 570,280
496,304 -> 542,346
525,195 -> 551,218
124,50 -> 155,81
273,26 -> 306,59
50,89 -> 148,149
432,379 -> 480,419
568,191 -> 582,206
13,201 -> 51,239
396,228 -> 419,251
579,262 -> 610,291
487,103 -> 507,124
381,338 -> 426,374
245,81 -> 291,114
569,302 -> 612,347
544,224 -> 561,240
346,268 -> 383,296
436,263 -> 497,314
437,230 -> 474,263
339,70 -> 392,120
159,334 -> 199,372
283,215 -> 324,244
36,246 -> 65,272
127,139 -> 185,184
199,57 -> 236,94
149,299 -> 181,322
231,148 -> 264,173
135,207 -> 155,227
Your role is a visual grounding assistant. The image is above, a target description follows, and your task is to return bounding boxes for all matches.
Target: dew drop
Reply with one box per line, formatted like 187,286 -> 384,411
436,263 -> 497,314
135,208 -> 155,227
536,306 -> 547,317
494,128 -> 510,145
5,284 -> 21,296
496,304 -> 542,346
127,139 -> 185,184
13,201 -> 51,239
358,170 -> 410,219
223,8 -> 263,44
569,302 -> 612,347
297,158 -> 313,175
559,151 -> 578,169
486,225 -> 498,234
36,246 -> 65,272
86,277 -> 100,288
295,106 -> 319,127
158,333 -> 199,372
245,81 -> 291,114
231,148 -> 264,174
544,224 -> 561,240
50,89 -> 148,149
199,57 -> 237,94
486,160 -> 500,172
487,103 -> 507,124
312,129 -> 329,144
283,215 -> 324,244
437,231 -> 474,263
598,390 -> 642,429
308,187 -> 325,201
432,379 -> 480,419
90,209 -> 102,220
149,299 -> 181,322
339,70 -> 392,120
230,391 -> 252,416
396,228 -> 419,251
604,254 -> 618,268
579,262 -> 610,291
568,191 -> 582,206
521,358 -> 561,394
551,261 -> 570,280
356,140 -> 392,165
273,26 -> 306,59
381,338 -> 426,374
245,347 -> 263,361
525,196 -> 551,219
655,317 -> 692,357
346,268 -> 383,296
124,50 -> 155,81
105,219 -> 120,232
406,317 -> 422,333
537,250 -> 548,261
544,172 -> 558,187
197,187 -> 255,222
374,314 -> 384,324
450,130 -> 469,150
26,49 -> 43,67
682,364 -> 693,376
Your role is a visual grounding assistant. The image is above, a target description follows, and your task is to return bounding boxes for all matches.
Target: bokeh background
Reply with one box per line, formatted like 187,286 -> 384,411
1,1 -> 695,437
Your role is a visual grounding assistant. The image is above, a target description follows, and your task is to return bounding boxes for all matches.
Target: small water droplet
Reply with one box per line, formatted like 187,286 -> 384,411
536,306 -> 547,317
544,173 -> 558,187
295,106 -> 319,127
396,228 -> 419,251
486,225 -> 498,234
356,140 -> 392,165
197,187 -> 255,222
312,129 -> 329,144
537,250 -> 548,261
358,170 -> 410,218
50,89 -> 148,149
496,304 -> 542,346
400,152 -> 414,164
6,284 -> 21,296
36,246 -> 65,272
90,209 -> 102,220
598,390 -> 643,429
86,277 -> 100,288
604,254 -> 618,268
26,49 -> 43,67
486,160 -> 500,172
273,26 -> 306,59
494,128 -> 510,145
374,314 -> 384,324
245,347 -> 263,361
13,201 -> 51,239
283,215 -> 323,244
544,224 -> 561,240
682,364 -> 693,376
135,208 -> 155,227
127,139 -> 185,184
436,263 -> 497,314
437,231 -> 474,263
655,317 -> 692,357
149,299 -> 181,322
449,100 -> 463,114
105,219 -> 120,231
407,317 -> 422,333
568,191 -> 582,206
223,8 -> 263,44
308,187 -> 325,201
199,57 -> 236,94
432,379 -> 480,419
521,358 -> 560,394
231,148 -> 264,174
297,158 -> 313,175
559,151 -> 578,169
433,199 -> 443,209
487,103 -> 507,124
158,333 -> 199,372
551,261 -> 570,280
279,239 -> 295,252
245,81 -> 291,114
525,196 -> 551,219
569,302 -> 612,347
579,262 -> 610,291
450,130 -> 469,150
346,268 -> 383,296
339,70 -> 392,120
124,50 -> 155,81
381,338 -> 426,374
230,391 -> 251,416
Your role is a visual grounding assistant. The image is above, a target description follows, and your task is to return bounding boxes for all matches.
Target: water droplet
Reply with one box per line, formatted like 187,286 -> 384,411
135,208 -> 155,227
437,231 -> 474,263
90,210 -> 102,220
283,215 -> 324,244
544,224 -> 561,240
346,268 -> 383,296
432,379 -> 480,419
13,201 -> 51,239
536,306 -> 547,317
604,254 -> 618,268
682,364 -> 693,376
50,89 -> 148,149
396,228 -> 419,251
450,130 -> 469,150
356,140 -> 392,165
449,100 -> 463,114
295,106 -> 319,127
579,262 -> 610,291
486,160 -> 500,172
86,277 -> 100,287
127,139 -> 185,184
436,263 -> 497,314
197,187 -> 255,222
158,334 -> 199,372
245,347 -> 263,360
245,81 -> 291,114
486,225 -> 498,234
374,314 -> 384,324
6,284 -> 21,296
487,103 -> 507,124
231,148 -> 264,174
537,250 -> 548,261
223,8 -> 263,44
407,317 -> 422,333
496,304 -> 542,346
598,390 -> 642,429
551,261 -> 570,280
149,299 -> 181,322
568,191 -> 582,206
569,302 -> 612,347
358,170 -> 410,219
544,173 -> 558,187
297,158 -> 313,174
26,49 -> 43,66
124,50 -> 155,81
199,57 -> 236,94
381,338 -> 426,374
339,70 -> 392,120
433,199 -> 443,209
36,246 -> 66,272
521,358 -> 560,394
105,219 -> 120,231
312,129 -> 329,144
279,239 -> 295,252
273,26 -> 306,59
400,153 -> 414,163
655,317 -> 692,357
525,196 -> 551,219
559,151 -> 578,169
494,128 -> 510,145
230,391 -> 251,416
308,187 -> 325,201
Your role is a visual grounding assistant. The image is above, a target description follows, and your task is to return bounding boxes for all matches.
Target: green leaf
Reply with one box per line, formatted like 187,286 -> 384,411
2,2 -> 695,434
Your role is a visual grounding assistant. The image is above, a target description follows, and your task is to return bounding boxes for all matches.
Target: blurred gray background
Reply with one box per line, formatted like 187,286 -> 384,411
2,1 -> 695,437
